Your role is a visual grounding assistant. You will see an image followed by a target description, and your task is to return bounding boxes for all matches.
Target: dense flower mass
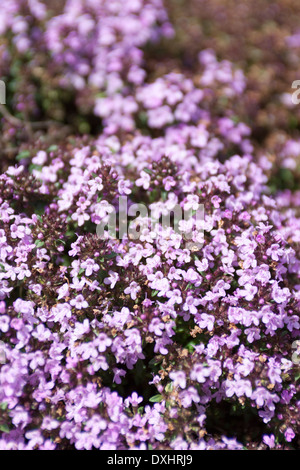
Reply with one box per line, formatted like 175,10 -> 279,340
0,0 -> 299,450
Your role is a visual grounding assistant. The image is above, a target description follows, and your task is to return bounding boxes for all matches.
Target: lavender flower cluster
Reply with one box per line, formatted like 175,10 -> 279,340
0,0 -> 299,451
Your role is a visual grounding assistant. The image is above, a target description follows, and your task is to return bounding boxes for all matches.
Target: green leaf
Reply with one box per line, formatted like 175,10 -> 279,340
0,402 -> 8,411
0,423 -> 10,433
65,230 -> 75,238
55,239 -> 66,246
148,356 -> 163,367
48,145 -> 58,152
16,150 -> 30,161
35,240 -> 45,248
138,112 -> 148,125
105,252 -> 118,259
186,341 -> 196,353
29,164 -> 42,173
161,190 -> 167,201
149,394 -> 163,403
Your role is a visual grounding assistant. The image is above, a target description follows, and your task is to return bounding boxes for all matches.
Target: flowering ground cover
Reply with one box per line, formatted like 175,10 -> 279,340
0,0 -> 299,450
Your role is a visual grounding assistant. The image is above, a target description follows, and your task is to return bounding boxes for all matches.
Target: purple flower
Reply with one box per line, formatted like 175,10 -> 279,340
271,282 -> 291,304
179,387 -> 200,407
113,368 -> 127,384
104,271 -> 119,289
0,315 -> 10,333
263,434 -> 275,448
97,333 -> 112,352
238,283 -> 258,301
196,313 -> 215,331
284,428 -> 295,442
70,295 -> 88,309
125,392 -> 143,407
81,259 -> 100,277
124,281 -> 141,300
190,364 -> 211,383
136,170 -> 151,190
118,179 -> 131,195
169,370 -> 186,389
183,295 -> 201,316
